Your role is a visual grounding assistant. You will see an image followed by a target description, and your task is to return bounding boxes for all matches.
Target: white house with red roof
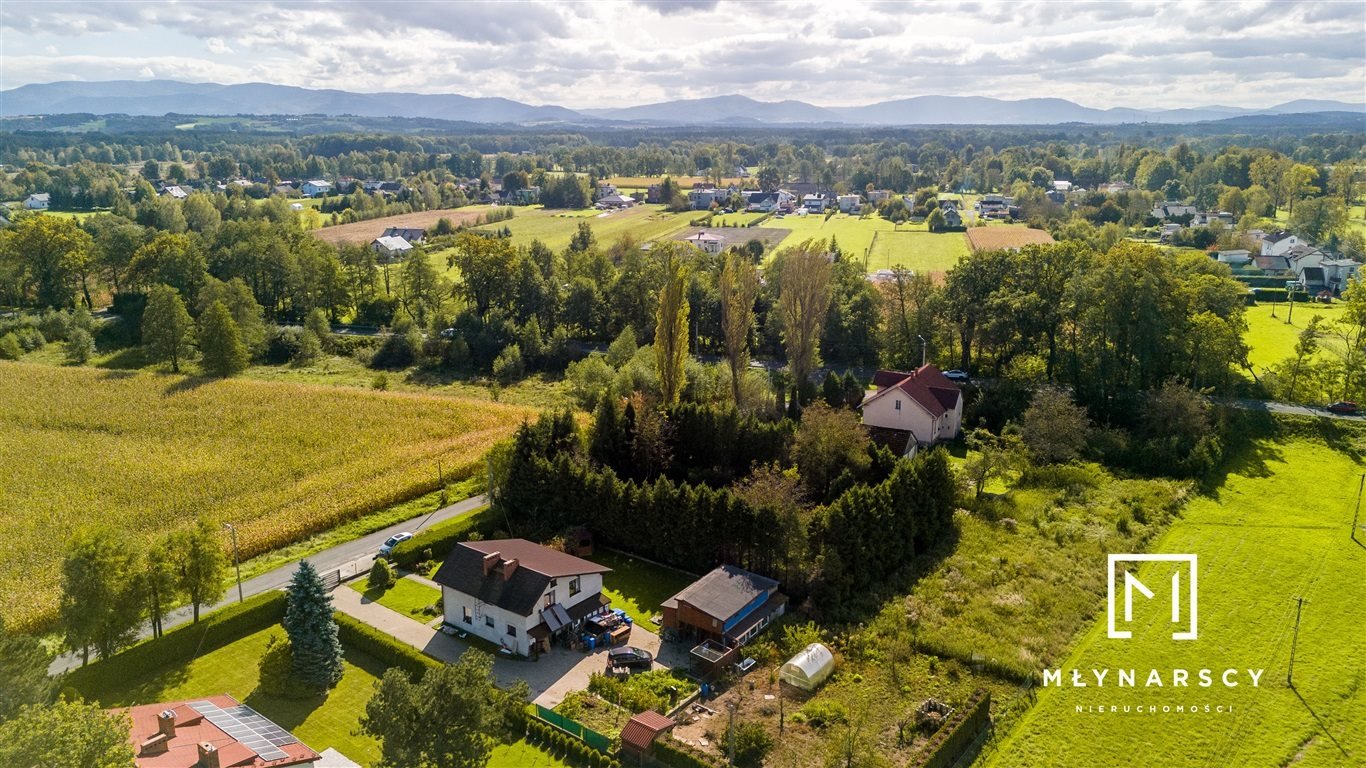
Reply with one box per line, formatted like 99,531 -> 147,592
860,365 -> 963,447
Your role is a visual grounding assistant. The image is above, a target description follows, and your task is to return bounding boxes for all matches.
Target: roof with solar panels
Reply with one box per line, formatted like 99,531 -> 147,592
121,694 -> 322,767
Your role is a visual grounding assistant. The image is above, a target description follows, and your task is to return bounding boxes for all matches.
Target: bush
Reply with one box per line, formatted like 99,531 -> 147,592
255,634 -> 309,698
371,373 -> 389,390
723,721 -> 773,768
0,333 -> 22,360
371,327 -> 419,369
64,327 -> 96,364
294,329 -> 323,365
799,699 -> 848,728
265,326 -> 303,364
38,311 -> 72,343
367,558 -> 396,589
333,612 -> 439,680
493,343 -> 525,383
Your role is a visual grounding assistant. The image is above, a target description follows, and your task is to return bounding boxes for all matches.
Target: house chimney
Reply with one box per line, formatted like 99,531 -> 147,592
157,709 -> 176,739
482,552 -> 500,575
197,742 -> 220,768
501,558 -> 518,581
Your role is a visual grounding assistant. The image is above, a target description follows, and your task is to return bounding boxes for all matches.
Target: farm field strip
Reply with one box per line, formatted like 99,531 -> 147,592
0,361 -> 533,629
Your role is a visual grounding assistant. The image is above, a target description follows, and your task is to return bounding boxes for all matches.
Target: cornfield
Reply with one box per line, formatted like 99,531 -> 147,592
0,361 -> 534,630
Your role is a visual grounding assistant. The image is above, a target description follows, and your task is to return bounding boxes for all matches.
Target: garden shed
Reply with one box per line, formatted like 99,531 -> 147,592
780,642 -> 834,691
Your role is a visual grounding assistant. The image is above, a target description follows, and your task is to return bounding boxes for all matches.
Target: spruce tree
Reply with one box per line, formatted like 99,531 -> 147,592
198,300 -> 249,377
283,561 -> 343,691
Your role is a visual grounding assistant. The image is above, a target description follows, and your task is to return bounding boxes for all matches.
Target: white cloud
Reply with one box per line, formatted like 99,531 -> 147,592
0,0 -> 1362,109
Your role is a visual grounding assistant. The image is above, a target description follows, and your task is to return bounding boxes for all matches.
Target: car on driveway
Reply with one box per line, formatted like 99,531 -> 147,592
1327,400 -> 1358,414
943,369 -> 970,384
607,646 -> 653,670
378,531 -> 413,558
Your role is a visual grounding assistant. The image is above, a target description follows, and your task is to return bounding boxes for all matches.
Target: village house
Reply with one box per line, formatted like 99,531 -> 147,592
122,695 -> 329,768
301,180 -> 332,198
663,564 -> 786,650
596,181 -> 618,198
370,235 -> 413,260
861,365 -> 964,448
1214,249 -> 1252,266
1321,259 -> 1362,293
837,193 -> 863,213
683,231 -> 724,255
744,189 -> 793,212
432,539 -> 612,657
802,193 -> 829,213
24,192 -> 50,210
1260,231 -> 1299,257
1151,201 -> 1198,220
867,189 -> 892,204
380,226 -> 426,243
160,185 -> 189,200
646,184 -> 663,204
688,187 -> 720,211
596,193 -> 638,209
1285,244 -> 1329,290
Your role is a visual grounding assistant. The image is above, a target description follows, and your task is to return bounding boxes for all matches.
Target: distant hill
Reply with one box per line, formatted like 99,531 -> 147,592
2,80 -> 1362,127
0,80 -> 583,124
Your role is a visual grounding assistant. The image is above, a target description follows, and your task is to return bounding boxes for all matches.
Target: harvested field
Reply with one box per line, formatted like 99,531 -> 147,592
965,226 -> 1056,251
311,206 -> 493,245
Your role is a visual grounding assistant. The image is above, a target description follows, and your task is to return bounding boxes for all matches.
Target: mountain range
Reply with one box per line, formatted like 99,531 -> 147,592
3,80 -> 1363,127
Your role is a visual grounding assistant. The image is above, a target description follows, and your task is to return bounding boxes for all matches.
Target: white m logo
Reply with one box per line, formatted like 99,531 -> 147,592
1107,554 -> 1198,640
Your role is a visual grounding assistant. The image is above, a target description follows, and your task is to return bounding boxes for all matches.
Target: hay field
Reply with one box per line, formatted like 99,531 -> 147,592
311,205 -> 494,245
0,362 -> 533,629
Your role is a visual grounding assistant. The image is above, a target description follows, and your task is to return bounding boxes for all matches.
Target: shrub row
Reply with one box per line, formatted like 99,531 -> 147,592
653,737 -> 726,768
389,505 -> 497,568
906,689 -> 992,768
523,718 -> 620,767
333,612 -> 439,680
66,591 -> 286,693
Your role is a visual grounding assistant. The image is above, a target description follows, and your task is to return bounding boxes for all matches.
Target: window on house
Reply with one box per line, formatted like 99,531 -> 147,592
485,615 -> 494,628
545,593 -> 555,608
462,606 -> 472,624
895,399 -> 902,410
507,624 -> 517,637
569,576 -> 581,596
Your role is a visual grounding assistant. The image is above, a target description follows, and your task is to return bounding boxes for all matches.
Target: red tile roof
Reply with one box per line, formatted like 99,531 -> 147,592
620,710 -> 676,753
123,695 -> 320,768
863,365 -> 961,417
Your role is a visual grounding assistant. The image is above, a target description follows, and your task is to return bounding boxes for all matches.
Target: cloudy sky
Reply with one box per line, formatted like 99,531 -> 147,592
2,0 -> 1363,109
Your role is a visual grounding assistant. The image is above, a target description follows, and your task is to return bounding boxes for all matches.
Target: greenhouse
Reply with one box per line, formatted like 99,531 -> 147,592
779,642 -> 834,692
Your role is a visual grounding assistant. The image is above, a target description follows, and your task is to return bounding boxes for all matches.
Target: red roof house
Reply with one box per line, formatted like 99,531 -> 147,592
122,695 -> 321,768
860,365 -> 963,448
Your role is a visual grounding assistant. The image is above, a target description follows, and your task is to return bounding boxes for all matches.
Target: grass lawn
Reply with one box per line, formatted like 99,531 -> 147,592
349,575 -> 443,620
986,438 -> 1366,767
69,626 -> 386,766
590,549 -> 696,632
764,212 -> 901,261
865,230 -> 971,274
0,361 -> 533,629
471,204 -> 694,251
489,740 -> 571,767
1243,301 -> 1345,371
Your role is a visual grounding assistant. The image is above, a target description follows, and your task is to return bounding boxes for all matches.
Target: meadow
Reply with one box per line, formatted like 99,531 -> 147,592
984,437 -> 1366,767
866,230 -> 972,274
0,361 -> 534,629
1242,300 -> 1345,371
470,203 -> 694,251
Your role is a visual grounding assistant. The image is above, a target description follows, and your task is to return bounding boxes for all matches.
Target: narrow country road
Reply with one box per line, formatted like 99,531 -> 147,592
49,494 -> 488,676
1226,398 -> 1365,422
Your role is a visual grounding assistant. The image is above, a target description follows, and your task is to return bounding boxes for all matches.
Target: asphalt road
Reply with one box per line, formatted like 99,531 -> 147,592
1227,398 -> 1365,422
49,494 -> 488,676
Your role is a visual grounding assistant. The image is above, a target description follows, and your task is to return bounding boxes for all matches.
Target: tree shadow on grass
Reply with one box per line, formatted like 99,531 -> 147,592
243,687 -> 331,735
162,375 -> 216,397
96,346 -> 154,370
69,659 -> 193,708
1197,438 -> 1284,498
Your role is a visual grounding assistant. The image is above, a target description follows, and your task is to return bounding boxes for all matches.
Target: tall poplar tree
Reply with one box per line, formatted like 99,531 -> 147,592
719,251 -> 759,408
654,242 -> 692,406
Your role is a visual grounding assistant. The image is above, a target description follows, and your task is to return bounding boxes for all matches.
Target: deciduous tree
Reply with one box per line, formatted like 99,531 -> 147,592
198,300 -> 249,377
141,285 -> 194,372
719,252 -> 759,408
59,528 -> 143,664
772,239 -> 833,389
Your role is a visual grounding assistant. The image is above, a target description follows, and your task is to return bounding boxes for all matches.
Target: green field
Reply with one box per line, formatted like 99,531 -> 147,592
589,549 -> 695,632
986,438 -> 1366,767
471,204 -> 693,251
349,575 -> 443,620
1243,302 -> 1344,371
865,230 -> 972,274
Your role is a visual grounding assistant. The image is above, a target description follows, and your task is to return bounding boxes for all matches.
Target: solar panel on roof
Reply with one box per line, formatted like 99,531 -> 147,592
189,701 -> 297,762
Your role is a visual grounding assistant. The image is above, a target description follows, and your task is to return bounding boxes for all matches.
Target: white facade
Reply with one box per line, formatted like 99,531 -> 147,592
1261,234 -> 1299,257
837,194 -> 862,213
302,180 -> 332,197
685,232 -> 724,255
440,572 -> 604,656
861,388 -> 962,445
24,193 -> 49,210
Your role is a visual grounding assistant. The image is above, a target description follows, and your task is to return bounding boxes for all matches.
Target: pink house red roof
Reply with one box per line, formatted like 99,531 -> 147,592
862,365 -> 961,418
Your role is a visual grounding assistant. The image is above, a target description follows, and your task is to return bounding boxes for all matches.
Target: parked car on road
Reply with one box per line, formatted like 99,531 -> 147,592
608,646 -> 653,669
943,369 -> 970,383
1327,401 -> 1358,414
378,531 -> 413,558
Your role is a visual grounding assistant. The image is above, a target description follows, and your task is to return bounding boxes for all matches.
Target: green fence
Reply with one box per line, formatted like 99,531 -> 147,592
533,704 -> 614,753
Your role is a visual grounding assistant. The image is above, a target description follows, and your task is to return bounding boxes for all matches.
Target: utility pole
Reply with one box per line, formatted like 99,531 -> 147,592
918,335 -> 927,367
1287,596 -> 1308,686
726,702 -> 736,766
1352,474 -> 1364,543
1286,280 -> 1297,325
223,523 -> 244,604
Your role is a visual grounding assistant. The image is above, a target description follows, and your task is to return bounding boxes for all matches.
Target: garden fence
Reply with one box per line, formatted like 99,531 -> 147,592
533,704 -> 614,753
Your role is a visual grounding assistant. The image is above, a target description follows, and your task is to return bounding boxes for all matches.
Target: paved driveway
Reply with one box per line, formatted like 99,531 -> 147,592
333,585 -> 689,707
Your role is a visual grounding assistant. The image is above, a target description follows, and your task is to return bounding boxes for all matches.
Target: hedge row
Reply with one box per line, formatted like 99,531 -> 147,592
523,719 -> 622,768
389,506 -> 497,568
1250,287 -> 1310,302
334,612 -> 439,680
907,689 -> 992,768
66,591 -> 286,693
652,737 -> 726,768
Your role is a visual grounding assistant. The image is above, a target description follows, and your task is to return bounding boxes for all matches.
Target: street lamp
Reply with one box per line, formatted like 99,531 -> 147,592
917,335 -> 927,367
223,523 -> 244,604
